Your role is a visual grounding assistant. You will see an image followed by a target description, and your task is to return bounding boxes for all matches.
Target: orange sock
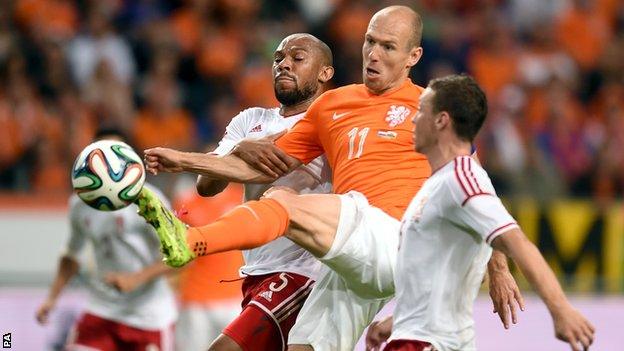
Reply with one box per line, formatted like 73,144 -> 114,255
186,198 -> 289,256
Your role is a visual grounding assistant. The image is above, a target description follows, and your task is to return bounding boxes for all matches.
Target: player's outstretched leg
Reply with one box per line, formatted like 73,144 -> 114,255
133,187 -> 336,267
135,187 -> 195,267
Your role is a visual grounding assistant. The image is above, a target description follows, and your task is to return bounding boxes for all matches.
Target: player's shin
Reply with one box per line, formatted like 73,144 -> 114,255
187,198 -> 290,256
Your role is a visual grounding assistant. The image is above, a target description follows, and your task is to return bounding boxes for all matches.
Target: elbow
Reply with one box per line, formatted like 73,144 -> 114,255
196,177 -> 228,197
60,255 -> 80,272
492,228 -> 533,261
196,183 -> 215,197
197,186 -> 221,197
196,186 -> 216,197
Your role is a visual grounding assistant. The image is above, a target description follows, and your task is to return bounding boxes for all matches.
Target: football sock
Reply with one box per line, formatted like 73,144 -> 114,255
186,198 -> 289,256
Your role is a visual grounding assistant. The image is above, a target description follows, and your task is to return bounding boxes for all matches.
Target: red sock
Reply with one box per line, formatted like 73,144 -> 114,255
186,198 -> 289,256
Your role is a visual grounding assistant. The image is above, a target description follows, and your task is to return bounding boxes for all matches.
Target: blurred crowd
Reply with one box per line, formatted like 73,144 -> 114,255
0,0 -> 623,202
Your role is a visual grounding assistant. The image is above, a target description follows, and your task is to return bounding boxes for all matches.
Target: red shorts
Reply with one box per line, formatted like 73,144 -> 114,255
384,340 -> 435,351
66,312 -> 174,351
223,272 -> 314,351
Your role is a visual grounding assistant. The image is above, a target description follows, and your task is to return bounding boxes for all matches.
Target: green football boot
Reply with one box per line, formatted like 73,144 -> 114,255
135,187 -> 195,267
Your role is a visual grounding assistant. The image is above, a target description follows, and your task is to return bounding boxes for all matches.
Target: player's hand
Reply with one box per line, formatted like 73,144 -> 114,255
105,272 -> 142,293
552,305 -> 595,351
232,131 -> 293,178
35,299 -> 55,325
489,268 -> 525,329
144,147 -> 184,175
365,316 -> 393,351
488,265 -> 525,329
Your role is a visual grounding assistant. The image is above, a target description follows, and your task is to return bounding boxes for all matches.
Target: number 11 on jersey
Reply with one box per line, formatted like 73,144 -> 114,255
347,127 -> 370,159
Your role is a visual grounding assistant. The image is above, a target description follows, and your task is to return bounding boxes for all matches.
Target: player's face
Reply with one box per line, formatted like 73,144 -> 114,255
413,88 -> 436,153
362,15 -> 417,95
272,36 -> 321,106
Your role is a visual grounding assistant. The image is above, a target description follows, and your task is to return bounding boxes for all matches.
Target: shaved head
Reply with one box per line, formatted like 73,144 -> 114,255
371,5 -> 423,49
279,33 -> 333,66
362,5 -> 424,94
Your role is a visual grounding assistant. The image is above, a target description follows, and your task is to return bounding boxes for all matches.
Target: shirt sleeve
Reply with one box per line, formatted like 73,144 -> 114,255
212,109 -> 251,156
274,99 -> 324,164
446,157 -> 518,246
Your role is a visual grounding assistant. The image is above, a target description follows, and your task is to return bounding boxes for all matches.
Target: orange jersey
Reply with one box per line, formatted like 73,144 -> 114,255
275,79 -> 431,219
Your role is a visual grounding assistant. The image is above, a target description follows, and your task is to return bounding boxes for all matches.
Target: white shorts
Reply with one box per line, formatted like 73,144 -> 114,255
289,191 -> 400,350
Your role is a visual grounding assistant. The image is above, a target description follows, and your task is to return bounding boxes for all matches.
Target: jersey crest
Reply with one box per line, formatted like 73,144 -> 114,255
385,105 -> 411,127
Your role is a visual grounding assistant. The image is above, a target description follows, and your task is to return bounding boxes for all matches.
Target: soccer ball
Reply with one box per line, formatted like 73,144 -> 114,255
71,140 -> 146,211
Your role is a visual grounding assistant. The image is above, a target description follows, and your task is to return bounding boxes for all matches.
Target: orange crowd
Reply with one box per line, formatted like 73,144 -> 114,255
0,0 -> 622,202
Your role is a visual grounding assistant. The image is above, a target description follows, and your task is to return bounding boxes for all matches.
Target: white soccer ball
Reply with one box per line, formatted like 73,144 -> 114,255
71,140 -> 146,211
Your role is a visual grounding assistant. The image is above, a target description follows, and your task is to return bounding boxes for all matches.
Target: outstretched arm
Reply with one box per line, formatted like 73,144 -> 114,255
105,261 -> 175,293
196,132 -> 299,196
144,147 -> 302,184
230,131 -> 297,178
492,229 -> 595,351
472,152 -> 525,329
35,255 -> 79,325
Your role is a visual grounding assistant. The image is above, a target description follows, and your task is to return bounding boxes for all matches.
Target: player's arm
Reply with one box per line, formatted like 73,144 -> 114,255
36,203 -> 86,325
470,152 -> 525,328
146,101 -> 322,182
196,112 -> 289,195
196,132 -> 297,195
144,147 -> 300,183
492,229 -> 595,351
35,254 -> 80,325
230,130 -> 300,178
105,261 -> 175,293
234,99 -> 323,177
196,153 -> 230,197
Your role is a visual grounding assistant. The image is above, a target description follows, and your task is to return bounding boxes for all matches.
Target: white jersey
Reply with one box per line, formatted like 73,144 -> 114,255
66,184 -> 177,330
213,107 -> 331,279
391,156 -> 518,351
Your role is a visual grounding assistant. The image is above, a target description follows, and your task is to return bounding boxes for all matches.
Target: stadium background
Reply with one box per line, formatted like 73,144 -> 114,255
0,0 -> 622,349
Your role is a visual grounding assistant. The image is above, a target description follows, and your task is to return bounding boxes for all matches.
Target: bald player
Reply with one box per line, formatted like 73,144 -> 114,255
199,33 -> 334,351
139,6 -> 521,350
